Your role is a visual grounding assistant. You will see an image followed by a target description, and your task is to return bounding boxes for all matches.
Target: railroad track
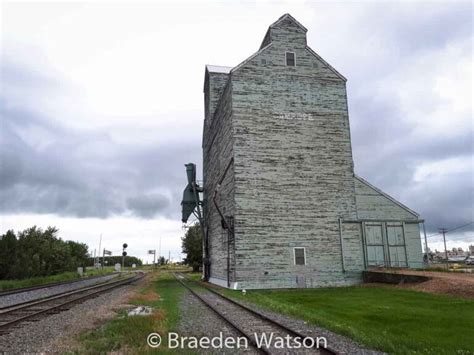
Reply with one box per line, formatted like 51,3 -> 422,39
174,273 -> 337,355
0,273 -> 119,297
0,272 -> 144,335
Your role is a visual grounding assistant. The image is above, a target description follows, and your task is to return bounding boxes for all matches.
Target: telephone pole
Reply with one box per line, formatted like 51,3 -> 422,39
422,222 -> 429,264
97,234 -> 102,268
438,228 -> 448,270
159,236 -> 162,261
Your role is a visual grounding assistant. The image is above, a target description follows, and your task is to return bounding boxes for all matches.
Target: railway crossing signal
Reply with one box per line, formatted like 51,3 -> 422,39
122,243 -> 128,270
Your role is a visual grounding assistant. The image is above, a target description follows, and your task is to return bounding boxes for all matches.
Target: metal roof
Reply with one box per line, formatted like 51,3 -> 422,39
206,65 -> 232,74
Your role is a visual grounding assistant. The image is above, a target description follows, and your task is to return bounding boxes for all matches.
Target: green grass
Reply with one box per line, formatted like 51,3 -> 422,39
222,285 -> 474,354
186,272 -> 202,281
78,271 -> 189,353
0,267 -> 116,291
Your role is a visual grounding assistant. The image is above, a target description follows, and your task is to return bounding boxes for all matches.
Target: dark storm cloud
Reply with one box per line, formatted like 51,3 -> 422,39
343,2 -> 474,236
126,193 -> 171,219
349,85 -> 473,236
1,2 -> 472,243
0,61 -> 200,219
360,2 -> 472,53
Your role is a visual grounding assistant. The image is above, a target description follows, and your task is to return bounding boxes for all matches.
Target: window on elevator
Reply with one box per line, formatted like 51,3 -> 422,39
286,52 -> 296,66
294,247 -> 305,265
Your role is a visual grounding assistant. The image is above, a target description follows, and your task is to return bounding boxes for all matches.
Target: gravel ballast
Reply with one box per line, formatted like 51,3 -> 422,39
177,285 -> 383,354
0,273 -> 120,308
226,295 -> 385,355
0,283 -> 133,353
177,289 -> 259,354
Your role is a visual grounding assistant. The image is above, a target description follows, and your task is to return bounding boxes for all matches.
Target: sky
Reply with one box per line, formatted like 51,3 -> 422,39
1,0 -> 472,262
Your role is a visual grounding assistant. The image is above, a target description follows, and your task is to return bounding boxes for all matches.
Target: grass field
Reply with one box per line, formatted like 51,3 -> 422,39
78,271 -> 187,353
0,267 -> 116,291
222,285 -> 474,354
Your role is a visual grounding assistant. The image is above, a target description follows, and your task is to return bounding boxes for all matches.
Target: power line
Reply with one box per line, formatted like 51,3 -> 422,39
447,221 -> 474,234
426,221 -> 473,238
428,235 -> 474,242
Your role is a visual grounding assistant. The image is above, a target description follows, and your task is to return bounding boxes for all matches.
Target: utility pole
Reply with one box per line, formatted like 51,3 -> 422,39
439,228 -> 448,270
169,250 -> 171,264
422,222 -> 429,265
97,234 -> 102,268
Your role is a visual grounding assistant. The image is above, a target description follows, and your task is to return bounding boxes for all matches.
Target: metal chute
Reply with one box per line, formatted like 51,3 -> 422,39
181,184 -> 196,223
181,163 -> 202,223
180,163 -> 209,281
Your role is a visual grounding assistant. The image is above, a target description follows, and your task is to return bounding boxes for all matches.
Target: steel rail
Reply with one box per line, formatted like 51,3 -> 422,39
0,274 -> 136,312
175,273 -> 337,355
0,272 -> 120,296
0,272 -> 144,334
203,285 -> 337,355
173,273 -> 268,354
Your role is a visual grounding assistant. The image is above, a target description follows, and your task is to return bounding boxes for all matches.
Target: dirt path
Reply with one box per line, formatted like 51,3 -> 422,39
370,268 -> 474,298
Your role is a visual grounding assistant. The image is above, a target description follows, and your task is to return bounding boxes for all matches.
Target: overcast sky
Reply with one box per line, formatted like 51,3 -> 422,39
1,0 -> 472,262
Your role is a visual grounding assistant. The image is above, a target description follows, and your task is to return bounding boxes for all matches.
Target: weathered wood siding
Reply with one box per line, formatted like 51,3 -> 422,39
341,222 -> 365,274
203,14 -> 424,289
230,16 -> 359,289
354,177 -> 423,268
203,70 -> 230,145
404,222 -> 424,268
203,73 -> 236,283
354,177 -> 418,221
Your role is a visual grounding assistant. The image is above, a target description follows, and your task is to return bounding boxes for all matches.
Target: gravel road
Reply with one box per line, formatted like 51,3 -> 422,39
0,273 -> 119,308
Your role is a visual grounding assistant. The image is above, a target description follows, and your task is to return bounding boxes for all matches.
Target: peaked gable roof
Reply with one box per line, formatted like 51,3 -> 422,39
355,175 -> 420,218
305,46 -> 347,82
260,13 -> 307,50
231,42 -> 272,74
270,13 -> 308,32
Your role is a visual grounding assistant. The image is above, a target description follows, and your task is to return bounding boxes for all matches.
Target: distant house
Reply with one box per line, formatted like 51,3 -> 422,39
202,14 -> 423,289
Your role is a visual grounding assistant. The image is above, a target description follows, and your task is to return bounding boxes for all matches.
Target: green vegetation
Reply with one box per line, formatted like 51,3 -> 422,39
0,267 -> 115,291
222,285 -> 474,354
186,272 -> 202,281
181,223 -> 202,271
0,226 -> 88,280
79,271 -> 186,353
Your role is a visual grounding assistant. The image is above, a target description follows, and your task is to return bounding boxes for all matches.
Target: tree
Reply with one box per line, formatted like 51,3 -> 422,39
181,223 -> 202,271
0,226 -> 90,280
0,230 -> 17,279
